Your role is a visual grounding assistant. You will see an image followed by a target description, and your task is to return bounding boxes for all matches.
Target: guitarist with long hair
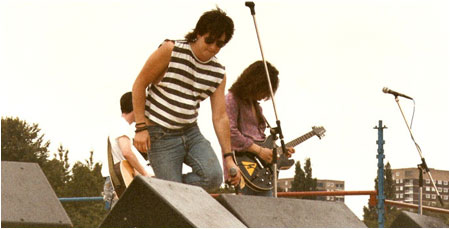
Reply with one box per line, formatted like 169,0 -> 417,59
225,61 -> 295,196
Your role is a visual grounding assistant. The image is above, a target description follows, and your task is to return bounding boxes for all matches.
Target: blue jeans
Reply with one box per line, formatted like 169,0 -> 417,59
147,124 -> 223,192
240,184 -> 273,197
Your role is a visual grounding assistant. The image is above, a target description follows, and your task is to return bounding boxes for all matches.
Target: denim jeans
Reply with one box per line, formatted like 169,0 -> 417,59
147,124 -> 223,192
240,184 -> 273,197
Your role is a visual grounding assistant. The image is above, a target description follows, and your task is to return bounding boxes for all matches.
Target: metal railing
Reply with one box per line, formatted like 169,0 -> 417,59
59,197 -> 104,202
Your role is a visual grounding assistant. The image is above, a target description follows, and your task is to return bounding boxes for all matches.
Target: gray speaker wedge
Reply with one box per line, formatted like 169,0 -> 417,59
391,210 -> 447,228
216,194 -> 366,228
99,175 -> 246,228
1,161 -> 73,228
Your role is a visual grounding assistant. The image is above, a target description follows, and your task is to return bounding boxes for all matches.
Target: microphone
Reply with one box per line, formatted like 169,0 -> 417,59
229,167 -> 237,178
229,167 -> 240,195
382,87 -> 413,100
245,2 -> 256,15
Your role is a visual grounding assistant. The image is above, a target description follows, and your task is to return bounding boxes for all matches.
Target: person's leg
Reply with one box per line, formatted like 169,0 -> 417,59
147,126 -> 185,182
240,184 -> 273,197
182,126 -> 223,192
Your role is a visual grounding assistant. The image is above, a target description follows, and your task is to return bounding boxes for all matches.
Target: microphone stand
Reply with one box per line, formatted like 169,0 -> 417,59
245,1 -> 288,198
392,96 -> 444,209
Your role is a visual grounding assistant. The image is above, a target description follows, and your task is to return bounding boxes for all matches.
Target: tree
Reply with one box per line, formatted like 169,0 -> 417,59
363,161 -> 400,227
290,158 -> 317,199
1,117 -> 49,165
62,151 -> 107,228
291,161 -> 305,192
303,158 -> 318,199
43,145 -> 71,196
2,117 -> 108,227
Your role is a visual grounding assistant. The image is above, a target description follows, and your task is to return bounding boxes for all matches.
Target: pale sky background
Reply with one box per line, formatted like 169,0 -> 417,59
1,0 -> 449,219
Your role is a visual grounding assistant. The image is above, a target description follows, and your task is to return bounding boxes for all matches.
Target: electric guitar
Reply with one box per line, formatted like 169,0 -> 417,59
233,126 -> 326,191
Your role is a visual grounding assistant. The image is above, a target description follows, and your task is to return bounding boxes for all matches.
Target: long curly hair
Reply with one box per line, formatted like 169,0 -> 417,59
229,60 -> 279,102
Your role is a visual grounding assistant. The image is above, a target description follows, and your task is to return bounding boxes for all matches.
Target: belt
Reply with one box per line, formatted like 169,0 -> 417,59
148,121 -> 198,134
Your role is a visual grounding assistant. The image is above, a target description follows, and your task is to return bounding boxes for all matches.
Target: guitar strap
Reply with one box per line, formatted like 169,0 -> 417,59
253,101 -> 272,129
262,115 -> 272,129
107,137 -> 121,189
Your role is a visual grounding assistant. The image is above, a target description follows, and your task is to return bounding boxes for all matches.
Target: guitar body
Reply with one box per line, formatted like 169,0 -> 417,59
234,151 -> 275,191
119,160 -> 138,188
234,126 -> 326,191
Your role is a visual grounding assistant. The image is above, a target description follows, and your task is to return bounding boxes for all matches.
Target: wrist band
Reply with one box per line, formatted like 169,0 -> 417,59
135,122 -> 146,127
135,126 -> 148,133
223,151 -> 234,159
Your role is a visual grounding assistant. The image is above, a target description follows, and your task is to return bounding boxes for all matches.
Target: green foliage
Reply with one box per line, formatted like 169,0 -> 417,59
291,161 -> 304,192
1,117 -> 107,227
61,152 -> 107,228
1,117 -> 50,165
290,158 -> 317,199
363,161 -> 401,227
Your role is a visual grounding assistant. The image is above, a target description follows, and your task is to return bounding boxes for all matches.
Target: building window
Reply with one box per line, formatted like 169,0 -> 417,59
425,194 -> 430,199
444,188 -> 448,193
426,179 -> 430,184
396,179 -> 399,184
400,179 -> 403,183
396,194 -> 399,199
405,171 -> 413,177
444,181 -> 448,186
426,187 -> 430,192
399,194 -> 403,198
400,186 -> 403,191
432,194 -> 436,199
431,202 -> 437,207
437,180 -> 442,185
443,195 -> 448,200
438,187 -> 442,192
432,187 -> 435,192
396,171 -> 400,177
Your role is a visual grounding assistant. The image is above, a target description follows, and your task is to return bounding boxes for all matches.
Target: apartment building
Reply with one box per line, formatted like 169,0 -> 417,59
277,178 -> 345,202
392,168 -> 449,207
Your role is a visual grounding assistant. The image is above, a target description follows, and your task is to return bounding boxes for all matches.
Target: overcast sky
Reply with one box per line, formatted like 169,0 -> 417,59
1,0 -> 449,219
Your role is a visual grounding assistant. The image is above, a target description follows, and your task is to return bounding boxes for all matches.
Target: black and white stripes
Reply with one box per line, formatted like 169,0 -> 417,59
145,40 -> 225,129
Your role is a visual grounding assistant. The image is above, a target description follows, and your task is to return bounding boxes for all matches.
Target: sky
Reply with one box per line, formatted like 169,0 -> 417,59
1,0 -> 449,219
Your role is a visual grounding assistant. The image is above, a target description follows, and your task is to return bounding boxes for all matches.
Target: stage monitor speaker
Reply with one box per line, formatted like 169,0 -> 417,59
216,194 -> 366,228
1,161 -> 73,228
99,175 -> 246,228
391,210 -> 447,228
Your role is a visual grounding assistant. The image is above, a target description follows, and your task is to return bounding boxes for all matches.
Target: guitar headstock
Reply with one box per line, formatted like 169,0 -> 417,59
312,126 -> 326,139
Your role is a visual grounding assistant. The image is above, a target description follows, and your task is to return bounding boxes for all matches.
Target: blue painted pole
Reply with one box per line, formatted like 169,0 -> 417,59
374,120 -> 386,228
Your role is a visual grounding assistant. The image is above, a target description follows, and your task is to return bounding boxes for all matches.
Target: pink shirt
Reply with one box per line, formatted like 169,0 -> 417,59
225,92 -> 266,152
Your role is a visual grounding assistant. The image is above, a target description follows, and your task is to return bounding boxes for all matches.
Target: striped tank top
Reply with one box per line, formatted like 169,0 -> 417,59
145,40 -> 226,129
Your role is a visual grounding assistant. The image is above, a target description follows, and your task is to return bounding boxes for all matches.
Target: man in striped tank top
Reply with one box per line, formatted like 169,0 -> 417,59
132,8 -> 241,192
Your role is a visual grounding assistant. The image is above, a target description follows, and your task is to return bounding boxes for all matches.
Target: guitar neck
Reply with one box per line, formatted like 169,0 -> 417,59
277,131 -> 315,153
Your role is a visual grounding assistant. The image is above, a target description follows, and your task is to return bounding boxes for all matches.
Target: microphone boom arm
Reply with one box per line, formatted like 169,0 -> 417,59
393,96 -> 444,207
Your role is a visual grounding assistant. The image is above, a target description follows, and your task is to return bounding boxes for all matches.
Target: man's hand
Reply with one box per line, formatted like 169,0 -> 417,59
258,147 -> 274,164
224,158 -> 241,187
286,146 -> 295,158
133,130 -> 151,153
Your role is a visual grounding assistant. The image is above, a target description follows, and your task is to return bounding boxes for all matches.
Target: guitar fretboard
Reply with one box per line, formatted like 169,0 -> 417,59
277,131 -> 315,153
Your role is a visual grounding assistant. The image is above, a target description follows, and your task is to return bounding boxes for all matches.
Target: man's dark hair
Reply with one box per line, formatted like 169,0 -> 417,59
229,60 -> 279,101
120,92 -> 133,114
185,7 -> 234,45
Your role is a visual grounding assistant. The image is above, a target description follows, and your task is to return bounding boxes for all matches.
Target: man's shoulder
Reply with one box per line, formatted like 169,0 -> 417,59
109,117 -> 132,139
